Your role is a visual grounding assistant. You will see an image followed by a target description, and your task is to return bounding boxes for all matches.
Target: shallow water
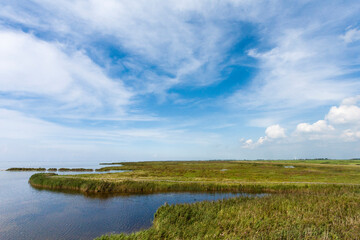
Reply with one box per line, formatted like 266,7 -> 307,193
0,162 -> 265,240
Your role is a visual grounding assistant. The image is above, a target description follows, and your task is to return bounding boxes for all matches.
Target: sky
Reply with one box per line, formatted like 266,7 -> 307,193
1,0 -> 360,162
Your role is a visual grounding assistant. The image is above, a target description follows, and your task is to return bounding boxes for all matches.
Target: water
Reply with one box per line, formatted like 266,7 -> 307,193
0,162 -> 265,240
0,160 -> 110,171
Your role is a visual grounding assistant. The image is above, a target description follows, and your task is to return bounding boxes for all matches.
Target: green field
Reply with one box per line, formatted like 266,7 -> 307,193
76,160 -> 360,184
28,160 -> 360,239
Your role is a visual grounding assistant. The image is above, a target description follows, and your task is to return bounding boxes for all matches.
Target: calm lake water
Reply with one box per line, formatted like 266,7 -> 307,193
0,161 -> 265,240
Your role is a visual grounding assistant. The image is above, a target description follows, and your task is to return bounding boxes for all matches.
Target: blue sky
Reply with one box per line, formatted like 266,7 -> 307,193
1,1 -> 360,162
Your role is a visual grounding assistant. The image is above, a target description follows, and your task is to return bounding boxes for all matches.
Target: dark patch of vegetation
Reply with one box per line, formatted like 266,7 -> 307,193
47,168 -> 57,171
58,168 -> 93,172
95,168 -> 111,172
29,173 -> 295,194
7,167 -> 46,171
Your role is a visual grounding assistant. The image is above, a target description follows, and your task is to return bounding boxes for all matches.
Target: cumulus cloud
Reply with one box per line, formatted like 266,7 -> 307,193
326,103 -> 360,125
257,136 -> 267,144
265,124 -> 286,139
243,95 -> 360,148
242,139 -> 254,148
242,124 -> 285,148
294,96 -> 360,140
296,120 -> 334,133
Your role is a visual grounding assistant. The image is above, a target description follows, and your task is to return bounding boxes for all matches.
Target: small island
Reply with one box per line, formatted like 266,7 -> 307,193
7,167 -> 46,171
7,167 -> 94,172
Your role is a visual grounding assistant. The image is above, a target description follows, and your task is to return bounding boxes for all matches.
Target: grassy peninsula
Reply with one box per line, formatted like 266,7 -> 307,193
29,160 -> 360,239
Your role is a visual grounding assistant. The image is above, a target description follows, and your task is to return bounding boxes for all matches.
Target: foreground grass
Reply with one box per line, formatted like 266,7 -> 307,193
97,188 -> 360,240
28,160 -> 360,239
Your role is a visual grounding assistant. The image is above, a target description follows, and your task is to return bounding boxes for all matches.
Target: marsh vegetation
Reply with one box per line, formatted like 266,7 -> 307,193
97,187 -> 360,239
58,168 -> 94,172
28,160 -> 360,239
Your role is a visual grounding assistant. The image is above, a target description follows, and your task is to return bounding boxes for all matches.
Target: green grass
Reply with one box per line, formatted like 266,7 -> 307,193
58,168 -> 94,172
263,159 -> 360,166
27,160 -> 360,239
30,173 -> 326,194
91,160 -> 360,184
97,188 -> 360,240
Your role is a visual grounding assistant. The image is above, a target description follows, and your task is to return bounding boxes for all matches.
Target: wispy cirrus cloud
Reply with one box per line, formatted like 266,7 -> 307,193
0,29 -> 132,118
1,0 -> 248,96
231,28 -> 360,111
341,27 -> 360,43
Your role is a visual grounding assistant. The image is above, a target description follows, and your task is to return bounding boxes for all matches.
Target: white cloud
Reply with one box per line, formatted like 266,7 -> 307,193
341,129 -> 360,141
242,124 -> 285,148
326,105 -> 360,125
257,136 -> 267,144
296,120 -> 334,133
232,29 -> 360,111
0,108 -> 222,150
242,139 -> 254,148
341,95 -> 360,105
341,28 -> 360,43
14,0 -> 251,96
0,29 -> 132,115
229,3 -> 360,123
242,95 -> 360,148
0,109 -> 61,140
265,124 -> 286,139
1,1 -> 360,160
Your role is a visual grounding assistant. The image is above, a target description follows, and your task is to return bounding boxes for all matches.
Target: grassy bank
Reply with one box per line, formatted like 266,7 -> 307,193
30,172 -> 331,194
97,188 -> 360,239
58,168 -> 94,172
28,160 -> 360,239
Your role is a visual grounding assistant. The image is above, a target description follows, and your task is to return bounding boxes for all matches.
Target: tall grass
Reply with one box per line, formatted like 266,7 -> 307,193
97,188 -> 360,239
29,173 -> 359,195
